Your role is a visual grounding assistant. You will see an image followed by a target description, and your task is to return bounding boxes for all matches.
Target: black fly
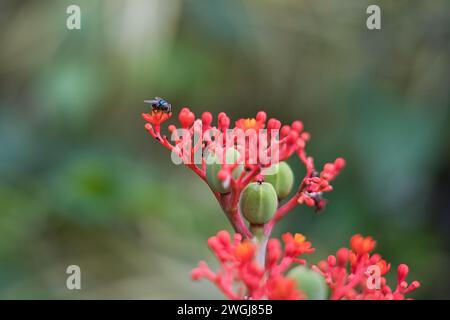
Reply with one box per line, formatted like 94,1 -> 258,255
144,97 -> 172,113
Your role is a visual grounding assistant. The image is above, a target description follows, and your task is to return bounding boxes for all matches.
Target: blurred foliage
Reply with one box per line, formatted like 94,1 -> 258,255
0,0 -> 449,299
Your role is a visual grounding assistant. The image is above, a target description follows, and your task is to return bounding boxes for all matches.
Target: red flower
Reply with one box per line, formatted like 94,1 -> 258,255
350,234 -> 376,255
282,233 -> 315,257
142,110 -> 172,127
375,258 -> 391,276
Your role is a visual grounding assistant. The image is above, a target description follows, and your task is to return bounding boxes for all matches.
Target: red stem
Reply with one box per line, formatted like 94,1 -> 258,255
264,147 -> 314,237
216,193 -> 252,239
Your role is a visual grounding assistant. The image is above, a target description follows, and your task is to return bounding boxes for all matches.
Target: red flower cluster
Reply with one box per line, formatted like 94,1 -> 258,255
192,231 -> 419,300
143,105 -> 345,237
142,100 -> 420,300
191,230 -> 313,300
313,234 -> 420,300
298,158 -> 345,209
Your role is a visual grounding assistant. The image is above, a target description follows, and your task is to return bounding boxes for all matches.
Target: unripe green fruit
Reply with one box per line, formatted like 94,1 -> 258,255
239,182 -> 278,224
206,148 -> 244,193
263,162 -> 294,200
287,266 -> 328,300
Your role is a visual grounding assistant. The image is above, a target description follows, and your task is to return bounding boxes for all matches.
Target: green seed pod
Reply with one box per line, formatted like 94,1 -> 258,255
239,182 -> 278,224
263,162 -> 294,200
287,266 -> 328,300
206,148 -> 244,193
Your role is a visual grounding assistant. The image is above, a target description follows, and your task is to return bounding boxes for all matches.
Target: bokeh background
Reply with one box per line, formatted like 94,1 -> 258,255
0,0 -> 449,299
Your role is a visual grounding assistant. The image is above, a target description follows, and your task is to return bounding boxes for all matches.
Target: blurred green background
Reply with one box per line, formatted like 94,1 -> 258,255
0,0 -> 449,299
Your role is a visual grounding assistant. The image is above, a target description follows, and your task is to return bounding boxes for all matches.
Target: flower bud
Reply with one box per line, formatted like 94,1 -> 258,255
218,112 -> 230,130
206,148 -> 244,193
263,162 -> 294,199
201,112 -> 213,126
280,125 -> 291,138
267,118 -> 281,131
287,266 -> 328,300
179,107 -> 195,128
291,120 -> 303,132
239,182 -> 278,224
256,111 -> 267,123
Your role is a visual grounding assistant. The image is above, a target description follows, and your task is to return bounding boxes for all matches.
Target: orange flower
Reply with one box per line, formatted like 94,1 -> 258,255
142,109 -> 172,126
282,233 -> 314,256
350,234 -> 376,255
267,276 -> 303,300
376,259 -> 391,275
294,233 -> 306,244
235,241 -> 256,262
235,117 -> 265,130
